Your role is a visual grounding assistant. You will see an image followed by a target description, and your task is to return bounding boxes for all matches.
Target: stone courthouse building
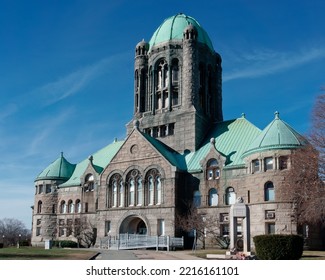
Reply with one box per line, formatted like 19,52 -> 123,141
31,14 -> 320,249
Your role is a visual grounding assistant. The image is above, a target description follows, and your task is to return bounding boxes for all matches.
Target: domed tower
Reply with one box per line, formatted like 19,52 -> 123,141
127,13 -> 223,153
32,153 -> 75,246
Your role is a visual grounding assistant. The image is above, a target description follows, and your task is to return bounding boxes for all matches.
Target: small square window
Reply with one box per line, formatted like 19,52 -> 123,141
279,157 -> 288,170
252,159 -> 260,172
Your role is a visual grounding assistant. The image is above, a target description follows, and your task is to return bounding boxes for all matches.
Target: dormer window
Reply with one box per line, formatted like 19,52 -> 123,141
85,174 -> 94,191
206,159 -> 220,180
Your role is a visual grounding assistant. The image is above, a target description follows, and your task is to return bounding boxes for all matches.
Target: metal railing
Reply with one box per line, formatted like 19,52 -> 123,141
99,233 -> 184,251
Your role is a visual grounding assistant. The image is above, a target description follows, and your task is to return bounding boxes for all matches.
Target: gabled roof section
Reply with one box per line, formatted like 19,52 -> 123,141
141,131 -> 187,170
59,140 -> 124,187
186,116 -> 261,172
35,152 -> 76,182
242,112 -> 307,158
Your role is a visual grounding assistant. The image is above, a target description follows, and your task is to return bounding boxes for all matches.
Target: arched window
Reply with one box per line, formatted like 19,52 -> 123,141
225,187 -> 236,205
137,177 -> 143,206
208,188 -> 218,206
113,180 -> 118,207
129,178 -> 135,206
37,201 -> 42,213
108,174 -> 122,208
155,177 -> 161,205
68,200 -> 74,213
85,174 -> 94,191
75,199 -> 81,213
145,169 -> 162,205
126,169 -> 142,207
60,201 -> 66,214
206,158 -> 220,180
148,176 -> 154,205
193,191 -> 201,207
264,182 -> 275,201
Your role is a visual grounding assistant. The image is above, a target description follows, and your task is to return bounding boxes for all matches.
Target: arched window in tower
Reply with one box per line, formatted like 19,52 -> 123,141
37,200 -> 42,213
208,188 -> 218,206
171,59 -> 179,106
155,60 -> 168,110
206,158 -> 220,180
129,178 -> 135,206
225,187 -> 236,205
146,168 -> 162,205
207,65 -> 213,115
264,182 -> 275,201
113,180 -> 118,207
199,63 -> 206,111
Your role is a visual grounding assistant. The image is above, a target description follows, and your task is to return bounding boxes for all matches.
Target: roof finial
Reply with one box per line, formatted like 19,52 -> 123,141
60,151 -> 64,157
274,111 -> 280,119
241,113 -> 246,119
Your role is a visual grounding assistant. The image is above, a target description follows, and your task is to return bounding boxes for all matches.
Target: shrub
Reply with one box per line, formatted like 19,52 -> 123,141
52,240 -> 78,248
253,234 -> 304,260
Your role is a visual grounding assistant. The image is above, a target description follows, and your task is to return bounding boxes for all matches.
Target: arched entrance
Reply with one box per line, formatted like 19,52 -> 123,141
119,215 -> 147,235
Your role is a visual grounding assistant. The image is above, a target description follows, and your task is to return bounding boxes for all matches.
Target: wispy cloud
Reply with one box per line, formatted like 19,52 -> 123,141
34,53 -> 128,106
223,47 -> 325,82
0,103 -> 18,122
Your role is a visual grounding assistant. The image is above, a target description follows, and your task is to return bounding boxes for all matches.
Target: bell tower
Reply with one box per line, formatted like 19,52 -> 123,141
126,14 -> 223,153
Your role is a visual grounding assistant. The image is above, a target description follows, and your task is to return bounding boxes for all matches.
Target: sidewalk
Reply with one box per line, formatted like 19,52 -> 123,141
92,249 -> 204,260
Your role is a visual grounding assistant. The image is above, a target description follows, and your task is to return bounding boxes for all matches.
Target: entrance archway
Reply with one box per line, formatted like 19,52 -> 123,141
119,215 -> 147,235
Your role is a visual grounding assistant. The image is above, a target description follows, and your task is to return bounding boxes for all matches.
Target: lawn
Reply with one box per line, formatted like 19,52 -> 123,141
0,247 -> 97,260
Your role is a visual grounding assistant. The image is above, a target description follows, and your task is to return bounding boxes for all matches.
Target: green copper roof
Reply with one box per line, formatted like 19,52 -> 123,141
186,117 -> 261,172
59,140 -> 124,187
242,112 -> 306,157
35,152 -> 76,181
149,13 -> 214,51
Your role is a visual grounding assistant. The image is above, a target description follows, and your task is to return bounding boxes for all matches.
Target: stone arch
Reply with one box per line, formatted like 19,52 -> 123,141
118,213 -> 150,235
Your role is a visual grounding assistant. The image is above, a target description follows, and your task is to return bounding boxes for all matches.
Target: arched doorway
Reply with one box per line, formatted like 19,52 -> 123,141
119,215 -> 147,235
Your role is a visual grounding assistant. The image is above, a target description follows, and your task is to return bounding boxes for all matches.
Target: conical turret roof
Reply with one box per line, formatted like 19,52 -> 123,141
242,112 -> 307,157
35,152 -> 76,181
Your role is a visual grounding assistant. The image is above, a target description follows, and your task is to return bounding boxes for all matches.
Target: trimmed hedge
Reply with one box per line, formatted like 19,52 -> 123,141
52,240 -> 78,248
253,234 -> 304,260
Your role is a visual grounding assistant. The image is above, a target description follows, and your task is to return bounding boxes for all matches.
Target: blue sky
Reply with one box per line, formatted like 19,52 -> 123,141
0,0 -> 324,228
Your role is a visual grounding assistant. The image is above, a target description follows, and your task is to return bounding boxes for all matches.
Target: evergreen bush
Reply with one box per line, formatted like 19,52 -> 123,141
52,240 -> 78,248
253,234 -> 304,260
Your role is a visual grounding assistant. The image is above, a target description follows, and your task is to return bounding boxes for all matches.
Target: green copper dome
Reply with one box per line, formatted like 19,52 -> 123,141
35,152 -> 76,181
242,112 -> 307,157
148,13 -> 214,51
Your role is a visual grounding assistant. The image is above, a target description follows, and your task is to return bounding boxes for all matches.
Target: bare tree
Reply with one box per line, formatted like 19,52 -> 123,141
0,218 -> 30,247
175,202 -> 229,249
73,217 -> 97,248
283,92 -> 325,227
309,92 -> 325,181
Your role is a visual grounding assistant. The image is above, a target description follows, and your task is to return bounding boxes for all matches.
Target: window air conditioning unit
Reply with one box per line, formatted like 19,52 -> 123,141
266,212 -> 275,219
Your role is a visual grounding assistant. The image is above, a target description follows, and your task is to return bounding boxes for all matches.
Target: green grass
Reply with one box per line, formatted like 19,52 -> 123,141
0,247 -> 97,260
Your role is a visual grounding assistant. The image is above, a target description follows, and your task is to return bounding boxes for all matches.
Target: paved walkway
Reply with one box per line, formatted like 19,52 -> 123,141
92,249 -> 203,260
